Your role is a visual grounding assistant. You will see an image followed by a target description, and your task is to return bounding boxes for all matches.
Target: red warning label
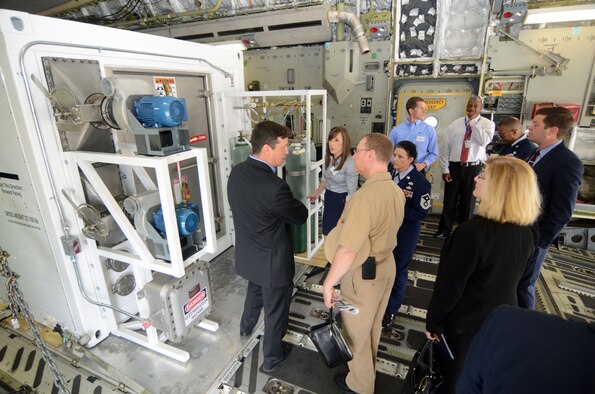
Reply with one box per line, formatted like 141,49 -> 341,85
190,134 -> 207,144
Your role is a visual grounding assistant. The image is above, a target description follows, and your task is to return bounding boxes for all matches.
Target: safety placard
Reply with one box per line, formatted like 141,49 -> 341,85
183,288 -> 209,326
425,99 -> 447,111
154,76 -> 178,97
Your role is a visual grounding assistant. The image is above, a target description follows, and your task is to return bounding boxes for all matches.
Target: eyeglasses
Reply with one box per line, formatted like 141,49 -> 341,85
354,148 -> 371,154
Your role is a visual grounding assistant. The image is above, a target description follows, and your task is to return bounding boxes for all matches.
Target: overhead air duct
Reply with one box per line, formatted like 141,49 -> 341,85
327,10 -> 370,54
143,5 -> 332,49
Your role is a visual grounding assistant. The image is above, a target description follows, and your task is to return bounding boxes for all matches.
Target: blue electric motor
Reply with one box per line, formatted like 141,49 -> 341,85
134,96 -> 188,128
153,202 -> 200,237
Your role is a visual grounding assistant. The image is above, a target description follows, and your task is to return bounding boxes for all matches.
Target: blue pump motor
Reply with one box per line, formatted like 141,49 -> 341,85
134,96 -> 188,128
153,202 -> 200,237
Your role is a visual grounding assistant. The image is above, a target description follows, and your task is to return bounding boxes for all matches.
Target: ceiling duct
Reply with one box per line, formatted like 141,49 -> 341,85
143,5 -> 332,48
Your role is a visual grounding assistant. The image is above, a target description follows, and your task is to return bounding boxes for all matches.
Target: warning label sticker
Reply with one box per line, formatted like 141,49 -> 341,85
183,288 -> 209,326
154,76 -> 178,97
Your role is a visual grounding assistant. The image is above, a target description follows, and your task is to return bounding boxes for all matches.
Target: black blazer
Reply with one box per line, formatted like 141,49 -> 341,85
531,142 -> 583,248
227,158 -> 308,288
426,216 -> 538,335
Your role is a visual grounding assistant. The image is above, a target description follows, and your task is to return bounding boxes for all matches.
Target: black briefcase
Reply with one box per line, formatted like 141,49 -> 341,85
402,339 -> 443,394
308,307 -> 353,368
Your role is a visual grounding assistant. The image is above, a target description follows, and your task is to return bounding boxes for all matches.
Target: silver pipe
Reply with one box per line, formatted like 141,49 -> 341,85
328,10 -> 370,54
488,68 -> 546,77
71,255 -> 142,321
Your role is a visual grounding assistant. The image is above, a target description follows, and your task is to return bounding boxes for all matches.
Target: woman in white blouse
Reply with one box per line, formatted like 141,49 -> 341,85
308,127 -> 359,235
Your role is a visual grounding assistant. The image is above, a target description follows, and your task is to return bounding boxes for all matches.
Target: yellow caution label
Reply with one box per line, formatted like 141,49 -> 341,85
424,99 -> 447,111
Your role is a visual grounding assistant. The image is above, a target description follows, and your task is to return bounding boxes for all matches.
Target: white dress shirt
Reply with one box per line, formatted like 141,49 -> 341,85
439,115 -> 495,173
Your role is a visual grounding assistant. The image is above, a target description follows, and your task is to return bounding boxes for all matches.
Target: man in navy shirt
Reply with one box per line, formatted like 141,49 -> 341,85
497,116 -> 536,161
388,96 -> 438,172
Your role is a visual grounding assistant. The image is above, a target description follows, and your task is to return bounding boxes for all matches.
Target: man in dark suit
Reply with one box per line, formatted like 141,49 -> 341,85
457,305 -> 595,394
227,121 -> 308,372
517,106 -> 583,309
497,116 -> 536,161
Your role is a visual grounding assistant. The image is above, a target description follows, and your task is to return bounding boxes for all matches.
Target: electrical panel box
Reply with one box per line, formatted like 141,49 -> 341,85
143,261 -> 212,342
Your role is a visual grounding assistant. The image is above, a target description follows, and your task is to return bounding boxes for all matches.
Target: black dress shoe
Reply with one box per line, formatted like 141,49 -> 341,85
261,352 -> 286,373
333,374 -> 357,394
433,230 -> 450,239
382,313 -> 395,328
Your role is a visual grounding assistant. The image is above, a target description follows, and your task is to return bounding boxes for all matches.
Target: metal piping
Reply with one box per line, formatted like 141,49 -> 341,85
328,10 -> 370,54
336,1 -> 345,41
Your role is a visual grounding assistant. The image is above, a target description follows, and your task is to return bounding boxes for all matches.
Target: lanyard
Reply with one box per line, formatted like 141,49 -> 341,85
464,118 -> 473,139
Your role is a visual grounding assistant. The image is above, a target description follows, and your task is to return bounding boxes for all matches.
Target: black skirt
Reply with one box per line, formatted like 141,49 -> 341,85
322,189 -> 347,235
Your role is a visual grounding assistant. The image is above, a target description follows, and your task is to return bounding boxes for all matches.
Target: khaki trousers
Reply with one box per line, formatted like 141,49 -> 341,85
341,258 -> 395,394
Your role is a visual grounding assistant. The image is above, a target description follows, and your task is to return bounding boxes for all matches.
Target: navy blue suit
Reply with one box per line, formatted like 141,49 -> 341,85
386,167 -> 431,314
517,142 -> 583,309
498,136 -> 536,161
458,305 -> 595,394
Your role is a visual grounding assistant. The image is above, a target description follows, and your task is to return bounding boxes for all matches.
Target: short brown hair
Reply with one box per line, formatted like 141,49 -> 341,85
250,120 -> 292,154
361,133 -> 393,164
325,127 -> 352,171
477,156 -> 541,226
535,106 -> 574,139
406,96 -> 425,113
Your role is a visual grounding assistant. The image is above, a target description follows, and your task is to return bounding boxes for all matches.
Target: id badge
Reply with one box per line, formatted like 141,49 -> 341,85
464,140 -> 472,148
416,135 -> 425,142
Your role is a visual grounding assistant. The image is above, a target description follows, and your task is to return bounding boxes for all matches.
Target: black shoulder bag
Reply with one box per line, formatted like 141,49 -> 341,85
308,306 -> 353,368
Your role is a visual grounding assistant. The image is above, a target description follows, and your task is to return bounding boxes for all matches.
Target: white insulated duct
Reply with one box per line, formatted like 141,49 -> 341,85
328,10 -> 370,54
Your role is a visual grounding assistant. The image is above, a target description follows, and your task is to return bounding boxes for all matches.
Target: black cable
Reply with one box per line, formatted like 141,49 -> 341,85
96,0 -> 138,21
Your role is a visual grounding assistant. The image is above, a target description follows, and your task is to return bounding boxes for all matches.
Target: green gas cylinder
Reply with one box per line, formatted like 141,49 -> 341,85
286,140 -> 317,253
233,132 -> 251,166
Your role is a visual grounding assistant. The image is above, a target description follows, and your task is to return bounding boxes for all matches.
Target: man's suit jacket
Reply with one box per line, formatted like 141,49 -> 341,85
499,137 -> 536,161
532,142 -> 583,248
227,157 -> 307,288
457,305 -> 595,394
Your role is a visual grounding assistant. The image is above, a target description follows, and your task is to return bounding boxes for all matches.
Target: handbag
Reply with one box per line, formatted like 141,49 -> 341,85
402,339 -> 443,394
308,307 -> 353,368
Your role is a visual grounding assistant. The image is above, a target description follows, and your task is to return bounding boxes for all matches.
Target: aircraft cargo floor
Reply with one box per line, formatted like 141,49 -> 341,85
0,216 -> 593,393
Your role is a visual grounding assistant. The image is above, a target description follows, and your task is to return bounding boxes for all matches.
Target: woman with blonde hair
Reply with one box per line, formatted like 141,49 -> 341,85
308,127 -> 359,235
425,156 -> 541,394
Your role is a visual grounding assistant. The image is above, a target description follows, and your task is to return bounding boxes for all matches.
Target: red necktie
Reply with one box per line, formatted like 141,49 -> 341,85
460,121 -> 472,163
528,149 -> 540,167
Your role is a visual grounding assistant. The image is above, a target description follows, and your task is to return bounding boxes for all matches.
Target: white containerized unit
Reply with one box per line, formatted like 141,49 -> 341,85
0,9 -> 244,361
